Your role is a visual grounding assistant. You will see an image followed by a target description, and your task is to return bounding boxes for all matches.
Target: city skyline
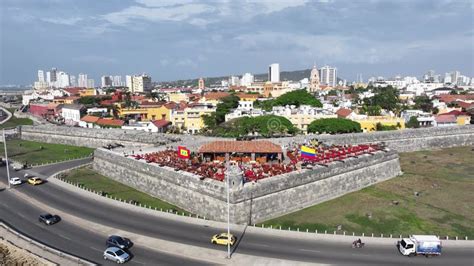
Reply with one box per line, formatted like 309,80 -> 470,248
1,0 -> 473,85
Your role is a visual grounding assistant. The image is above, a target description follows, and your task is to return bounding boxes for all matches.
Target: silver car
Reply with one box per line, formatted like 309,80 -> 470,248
103,247 -> 130,264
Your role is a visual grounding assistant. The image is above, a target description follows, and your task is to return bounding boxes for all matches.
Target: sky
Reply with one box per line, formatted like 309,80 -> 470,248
0,0 -> 473,85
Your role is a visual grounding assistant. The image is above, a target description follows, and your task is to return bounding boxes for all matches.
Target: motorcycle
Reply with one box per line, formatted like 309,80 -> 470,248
352,240 -> 365,248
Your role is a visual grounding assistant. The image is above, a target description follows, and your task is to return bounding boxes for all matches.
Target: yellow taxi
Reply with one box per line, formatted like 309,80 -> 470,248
27,177 -> 43,185
211,233 -> 236,246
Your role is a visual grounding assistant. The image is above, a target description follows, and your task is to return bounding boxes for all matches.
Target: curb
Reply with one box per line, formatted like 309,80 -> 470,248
49,172 -> 474,247
0,220 -> 96,265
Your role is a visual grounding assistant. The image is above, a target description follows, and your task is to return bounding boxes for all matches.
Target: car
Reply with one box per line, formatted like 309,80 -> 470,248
211,233 -> 236,246
27,177 -> 43,185
103,247 -> 130,264
9,177 -> 22,185
106,235 -> 133,249
38,213 -> 61,225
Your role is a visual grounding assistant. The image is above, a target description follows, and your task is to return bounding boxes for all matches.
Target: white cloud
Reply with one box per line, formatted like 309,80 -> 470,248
42,17 -> 82,26
135,0 -> 195,8
73,55 -> 117,64
102,4 -> 214,26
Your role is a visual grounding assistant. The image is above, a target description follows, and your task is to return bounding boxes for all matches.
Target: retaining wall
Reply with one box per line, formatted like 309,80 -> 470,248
270,125 -> 474,152
93,148 -> 401,224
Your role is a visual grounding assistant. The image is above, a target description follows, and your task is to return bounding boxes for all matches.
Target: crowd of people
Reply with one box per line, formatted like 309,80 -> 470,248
130,141 -> 382,182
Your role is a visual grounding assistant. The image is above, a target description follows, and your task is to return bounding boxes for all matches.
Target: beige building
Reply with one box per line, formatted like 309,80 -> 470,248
170,104 -> 216,134
309,64 -> 321,92
128,74 -> 152,93
271,105 -> 337,133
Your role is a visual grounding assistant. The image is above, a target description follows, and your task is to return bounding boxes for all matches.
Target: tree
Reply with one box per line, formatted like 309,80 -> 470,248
360,105 -> 381,116
307,118 -> 362,134
363,86 -> 400,111
406,116 -> 420,128
413,96 -> 433,113
255,90 -> 323,111
209,115 -> 298,137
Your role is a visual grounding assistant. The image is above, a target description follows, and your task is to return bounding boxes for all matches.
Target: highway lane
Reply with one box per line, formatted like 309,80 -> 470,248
0,185 -> 213,266
1,163 -> 474,265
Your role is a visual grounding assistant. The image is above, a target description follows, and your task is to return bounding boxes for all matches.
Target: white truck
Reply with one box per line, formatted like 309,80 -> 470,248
398,235 -> 442,257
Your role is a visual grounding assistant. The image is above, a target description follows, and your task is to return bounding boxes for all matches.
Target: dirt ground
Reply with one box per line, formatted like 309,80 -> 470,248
0,239 -> 53,266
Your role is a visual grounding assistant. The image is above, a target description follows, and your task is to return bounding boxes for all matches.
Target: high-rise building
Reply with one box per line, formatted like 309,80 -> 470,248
57,72 -> 70,88
229,76 -> 240,86
87,79 -> 95,88
46,71 -> 51,84
198,78 -> 205,90
268,63 -> 280,82
78,73 -> 88,87
320,66 -> 337,86
240,73 -> 254,87
38,70 -> 45,82
125,75 -> 133,90
70,75 -> 77,87
50,68 -> 57,83
451,71 -> 460,85
309,64 -> 320,92
127,74 -> 152,93
101,76 -> 113,87
112,75 -> 122,87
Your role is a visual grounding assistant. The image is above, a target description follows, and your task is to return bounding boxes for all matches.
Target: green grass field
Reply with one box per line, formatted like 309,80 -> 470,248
262,146 -> 474,238
0,139 -> 94,165
0,108 -> 33,129
61,166 -> 187,213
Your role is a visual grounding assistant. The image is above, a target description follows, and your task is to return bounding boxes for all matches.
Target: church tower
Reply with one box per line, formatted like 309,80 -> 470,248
309,64 -> 320,92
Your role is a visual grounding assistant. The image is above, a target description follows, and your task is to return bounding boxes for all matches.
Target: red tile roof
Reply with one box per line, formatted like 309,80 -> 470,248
236,93 -> 259,99
81,115 -> 100,123
455,101 -> 473,109
336,108 -> 352,118
436,94 -> 474,103
96,118 -> 124,127
439,110 -> 467,116
435,115 -> 456,123
198,141 -> 282,154
151,119 -> 171,128
204,92 -> 231,101
63,88 -> 82,96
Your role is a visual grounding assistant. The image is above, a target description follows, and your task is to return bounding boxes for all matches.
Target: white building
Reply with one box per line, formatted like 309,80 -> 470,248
269,63 -> 280,82
229,76 -> 240,86
86,107 -> 108,115
70,75 -> 77,87
87,79 -> 95,88
127,74 -> 152,93
61,104 -> 84,126
240,73 -> 254,87
78,73 -> 88,87
320,65 -> 337,86
112,75 -> 123,86
38,70 -> 45,83
57,72 -> 70,88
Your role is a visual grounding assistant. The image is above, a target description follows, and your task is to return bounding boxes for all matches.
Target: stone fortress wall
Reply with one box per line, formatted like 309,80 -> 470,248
18,124 -> 474,223
93,148 -> 401,224
271,125 -> 474,152
19,125 -> 221,149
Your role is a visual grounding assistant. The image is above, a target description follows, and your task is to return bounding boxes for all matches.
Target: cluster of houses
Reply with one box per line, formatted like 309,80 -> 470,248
21,82 -> 473,135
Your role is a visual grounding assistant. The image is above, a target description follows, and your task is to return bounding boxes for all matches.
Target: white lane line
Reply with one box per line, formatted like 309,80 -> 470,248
133,260 -> 146,265
299,249 -> 321,253
56,233 -> 72,241
249,243 -> 270,247
90,247 -> 102,252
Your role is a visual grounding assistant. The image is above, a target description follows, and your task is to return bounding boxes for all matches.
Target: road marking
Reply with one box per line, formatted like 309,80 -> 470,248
249,243 -> 270,247
299,249 -> 321,253
90,247 -> 102,252
133,260 -> 146,265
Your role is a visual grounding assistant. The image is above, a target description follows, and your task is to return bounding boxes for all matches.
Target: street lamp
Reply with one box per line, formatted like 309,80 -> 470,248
2,129 -> 11,189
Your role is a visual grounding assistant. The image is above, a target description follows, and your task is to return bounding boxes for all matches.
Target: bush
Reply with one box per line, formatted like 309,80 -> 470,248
406,116 -> 420,128
307,118 -> 362,134
211,115 -> 298,137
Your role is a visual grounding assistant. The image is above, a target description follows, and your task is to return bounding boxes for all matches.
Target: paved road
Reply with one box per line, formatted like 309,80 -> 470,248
1,161 -> 473,265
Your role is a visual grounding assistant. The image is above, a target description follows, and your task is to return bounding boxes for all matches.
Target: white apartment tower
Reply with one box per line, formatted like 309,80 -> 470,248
240,73 -> 254,87
78,73 -> 88,87
57,72 -> 70,88
38,70 -> 45,82
126,74 -> 152,93
268,63 -> 280,82
320,66 -> 337,86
